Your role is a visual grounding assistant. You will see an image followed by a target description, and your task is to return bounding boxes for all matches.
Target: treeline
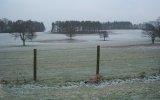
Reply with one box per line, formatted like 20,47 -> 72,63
51,21 -> 101,33
51,21 -> 136,33
101,21 -> 133,30
0,18 -> 45,33
0,18 -> 45,46
0,18 -> 13,33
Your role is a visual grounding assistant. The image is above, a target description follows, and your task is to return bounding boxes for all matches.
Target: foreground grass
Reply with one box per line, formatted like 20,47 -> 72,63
2,80 -> 160,100
0,46 -> 160,86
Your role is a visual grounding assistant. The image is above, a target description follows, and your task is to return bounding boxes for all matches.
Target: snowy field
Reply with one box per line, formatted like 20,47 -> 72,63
0,29 -> 160,99
0,29 -> 152,50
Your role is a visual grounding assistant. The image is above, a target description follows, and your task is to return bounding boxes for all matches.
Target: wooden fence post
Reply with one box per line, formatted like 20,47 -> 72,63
96,45 -> 100,76
33,49 -> 37,81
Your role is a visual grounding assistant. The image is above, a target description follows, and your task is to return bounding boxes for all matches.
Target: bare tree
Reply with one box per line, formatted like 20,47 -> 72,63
27,33 -> 37,42
99,31 -> 109,41
143,22 -> 160,44
10,20 -> 45,46
65,27 -> 76,40
10,20 -> 28,46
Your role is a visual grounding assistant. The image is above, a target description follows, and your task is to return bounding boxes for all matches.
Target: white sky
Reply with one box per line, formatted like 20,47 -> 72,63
0,0 -> 160,31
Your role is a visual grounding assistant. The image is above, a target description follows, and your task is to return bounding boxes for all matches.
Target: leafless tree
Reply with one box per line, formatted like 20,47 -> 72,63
99,31 -> 109,41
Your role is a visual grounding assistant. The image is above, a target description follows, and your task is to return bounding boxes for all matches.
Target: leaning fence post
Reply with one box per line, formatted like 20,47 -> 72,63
33,49 -> 37,81
96,45 -> 100,77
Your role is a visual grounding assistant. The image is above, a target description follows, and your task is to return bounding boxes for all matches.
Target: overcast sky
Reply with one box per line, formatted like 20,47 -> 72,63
1,0 -> 160,30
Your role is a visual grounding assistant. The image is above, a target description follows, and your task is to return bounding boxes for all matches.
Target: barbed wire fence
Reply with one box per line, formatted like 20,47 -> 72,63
0,45 -> 159,83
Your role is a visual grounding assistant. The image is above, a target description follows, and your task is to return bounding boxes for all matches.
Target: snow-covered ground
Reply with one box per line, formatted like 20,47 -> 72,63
35,30 -> 147,42
1,75 -> 160,100
0,30 -> 150,48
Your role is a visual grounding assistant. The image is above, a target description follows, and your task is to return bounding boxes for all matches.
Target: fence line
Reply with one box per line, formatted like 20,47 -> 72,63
37,54 -> 96,58
38,60 -> 97,65
0,55 -> 156,66
0,57 -> 154,61
0,45 -> 159,82
0,50 -> 32,53
36,47 -> 96,51
0,63 -> 32,66
0,57 -> 25,59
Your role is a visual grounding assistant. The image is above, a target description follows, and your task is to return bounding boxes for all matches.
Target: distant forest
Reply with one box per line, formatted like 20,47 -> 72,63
0,18 -> 45,33
0,18 -> 143,33
51,21 -> 142,33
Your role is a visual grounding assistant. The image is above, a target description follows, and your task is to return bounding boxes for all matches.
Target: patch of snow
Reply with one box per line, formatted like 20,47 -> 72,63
0,30 -> 150,48
144,75 -> 160,83
0,84 -> 7,99
1,75 -> 159,97
62,75 -> 160,89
